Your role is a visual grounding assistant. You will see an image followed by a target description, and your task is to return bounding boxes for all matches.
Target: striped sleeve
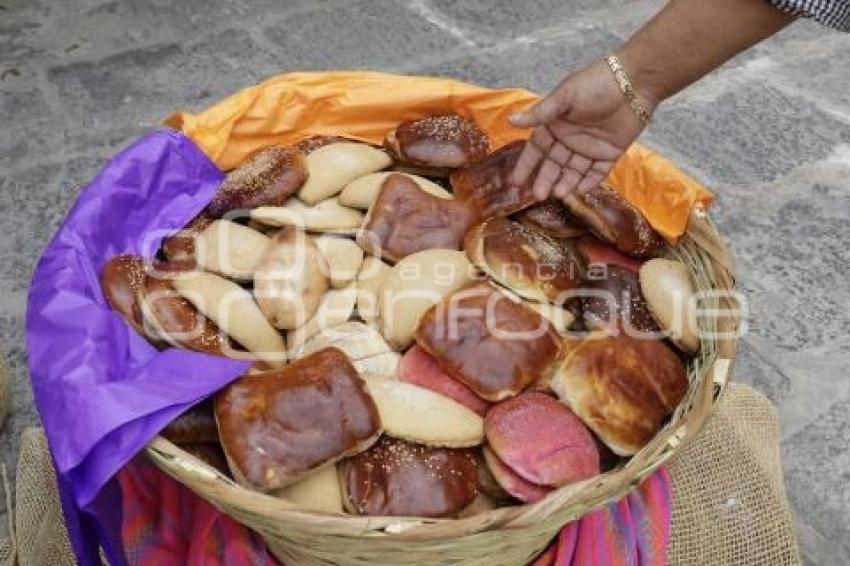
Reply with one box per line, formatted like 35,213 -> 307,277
767,0 -> 850,31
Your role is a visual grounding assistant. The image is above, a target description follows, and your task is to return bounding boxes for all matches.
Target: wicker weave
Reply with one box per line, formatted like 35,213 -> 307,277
145,206 -> 739,565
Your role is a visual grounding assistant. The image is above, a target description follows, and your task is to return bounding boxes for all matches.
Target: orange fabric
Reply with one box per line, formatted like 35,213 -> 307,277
166,71 -> 713,241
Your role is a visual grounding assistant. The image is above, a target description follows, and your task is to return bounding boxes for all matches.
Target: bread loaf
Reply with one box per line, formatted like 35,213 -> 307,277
551,334 -> 688,455
340,436 -> 478,517
215,348 -> 381,491
414,282 -> 561,402
384,114 -> 489,171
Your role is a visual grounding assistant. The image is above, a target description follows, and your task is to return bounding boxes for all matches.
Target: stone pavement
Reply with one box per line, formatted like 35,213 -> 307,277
1,1 -> 848,563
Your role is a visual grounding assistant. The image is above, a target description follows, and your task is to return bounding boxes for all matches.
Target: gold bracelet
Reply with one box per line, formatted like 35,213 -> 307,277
605,55 -> 653,126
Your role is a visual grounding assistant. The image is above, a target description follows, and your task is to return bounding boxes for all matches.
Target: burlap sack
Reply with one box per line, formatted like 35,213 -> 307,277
1,427 -> 75,566
666,385 -> 801,565
0,384 -> 800,565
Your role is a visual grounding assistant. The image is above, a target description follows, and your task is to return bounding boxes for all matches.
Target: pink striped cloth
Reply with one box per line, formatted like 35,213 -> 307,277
118,459 -> 670,565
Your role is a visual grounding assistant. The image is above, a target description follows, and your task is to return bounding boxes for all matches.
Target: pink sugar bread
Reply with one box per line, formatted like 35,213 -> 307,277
485,392 -> 600,487
482,446 -> 551,504
398,345 -> 491,417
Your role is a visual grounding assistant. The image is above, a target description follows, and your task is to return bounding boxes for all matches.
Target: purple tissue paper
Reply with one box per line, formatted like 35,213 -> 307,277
26,129 -> 252,564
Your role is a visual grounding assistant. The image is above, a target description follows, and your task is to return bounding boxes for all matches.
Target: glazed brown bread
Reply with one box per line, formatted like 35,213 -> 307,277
563,183 -> 662,259
100,255 -> 153,339
358,173 -> 478,263
414,282 -> 561,402
163,146 -> 307,261
339,436 -> 478,518
450,140 -> 536,219
295,135 -> 359,154
464,217 -> 584,305
206,146 -> 308,217
162,399 -> 218,444
138,268 -> 231,355
384,114 -> 490,171
215,347 -> 381,491
551,334 -> 688,456
515,199 -> 586,239
160,214 -> 214,264
580,265 -> 658,333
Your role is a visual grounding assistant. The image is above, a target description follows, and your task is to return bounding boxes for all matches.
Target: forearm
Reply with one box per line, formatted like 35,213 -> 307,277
618,0 -> 796,104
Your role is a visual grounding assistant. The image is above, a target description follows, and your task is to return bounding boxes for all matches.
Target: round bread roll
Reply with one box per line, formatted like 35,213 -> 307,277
465,217 -> 584,305
162,146 -> 307,262
161,215 -> 213,264
138,270 -> 231,355
314,235 -> 364,289
485,392 -> 599,487
378,249 -> 474,350
100,255 -> 155,340
563,184 -> 662,259
254,227 -> 329,330
365,379 -> 484,448
286,283 -> 357,355
551,334 -> 688,456
384,114 -> 489,169
172,271 -> 287,367
206,146 -> 308,217
639,258 -> 700,353
339,436 -> 478,518
297,142 -> 392,205
398,345 -> 490,416
275,464 -> 344,514
581,265 -> 658,333
194,220 -> 271,280
339,171 -> 452,209
481,446 -> 551,504
251,197 -> 364,235
355,256 -> 391,325
515,199 -> 586,239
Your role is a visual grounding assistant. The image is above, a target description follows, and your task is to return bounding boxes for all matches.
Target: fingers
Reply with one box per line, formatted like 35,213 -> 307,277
547,120 -> 623,162
553,169 -> 581,199
533,155 -> 566,201
577,167 -> 609,192
552,154 -> 591,199
531,140 -> 573,200
511,126 -> 554,186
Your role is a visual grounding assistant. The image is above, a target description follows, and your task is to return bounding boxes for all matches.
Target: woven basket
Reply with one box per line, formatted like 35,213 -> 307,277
145,201 -> 738,565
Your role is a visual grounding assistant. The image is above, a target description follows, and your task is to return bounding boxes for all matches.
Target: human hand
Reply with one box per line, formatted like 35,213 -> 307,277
509,60 -> 656,200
